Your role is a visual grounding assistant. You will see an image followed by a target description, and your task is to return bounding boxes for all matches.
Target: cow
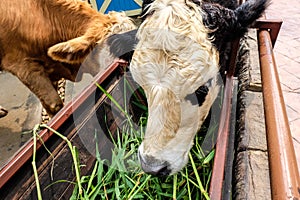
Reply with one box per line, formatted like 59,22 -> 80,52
0,0 -> 136,117
108,0 -> 269,176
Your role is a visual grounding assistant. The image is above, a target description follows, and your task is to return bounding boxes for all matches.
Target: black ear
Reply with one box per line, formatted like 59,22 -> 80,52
201,0 -> 269,50
234,0 -> 270,27
200,0 -> 238,9
106,29 -> 138,62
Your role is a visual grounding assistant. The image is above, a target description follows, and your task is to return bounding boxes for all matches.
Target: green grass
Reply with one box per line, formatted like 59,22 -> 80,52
32,79 -> 216,200
71,83 -> 214,199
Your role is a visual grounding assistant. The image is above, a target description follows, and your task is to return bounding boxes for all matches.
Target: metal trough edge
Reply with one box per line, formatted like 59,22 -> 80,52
0,60 -> 124,189
209,38 -> 240,199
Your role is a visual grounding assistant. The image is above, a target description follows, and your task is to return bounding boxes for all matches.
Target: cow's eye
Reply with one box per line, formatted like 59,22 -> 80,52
185,85 -> 209,106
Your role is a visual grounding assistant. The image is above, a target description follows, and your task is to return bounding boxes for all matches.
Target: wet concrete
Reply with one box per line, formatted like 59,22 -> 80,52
0,72 -> 42,168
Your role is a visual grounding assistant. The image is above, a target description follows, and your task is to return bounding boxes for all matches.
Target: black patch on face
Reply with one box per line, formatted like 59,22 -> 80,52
106,29 -> 138,62
185,78 -> 213,106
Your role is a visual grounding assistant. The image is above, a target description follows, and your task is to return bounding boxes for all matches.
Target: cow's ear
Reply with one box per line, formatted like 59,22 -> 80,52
48,36 -> 94,64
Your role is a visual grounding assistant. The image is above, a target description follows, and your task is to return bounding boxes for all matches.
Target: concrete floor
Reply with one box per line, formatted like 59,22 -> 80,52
0,72 -> 42,167
266,0 -> 300,170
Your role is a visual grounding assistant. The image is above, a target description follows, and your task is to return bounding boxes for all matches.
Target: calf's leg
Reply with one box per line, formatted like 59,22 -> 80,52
7,60 -> 63,117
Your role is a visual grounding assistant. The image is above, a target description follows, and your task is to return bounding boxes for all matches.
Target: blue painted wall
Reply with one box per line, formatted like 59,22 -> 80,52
96,0 -> 141,13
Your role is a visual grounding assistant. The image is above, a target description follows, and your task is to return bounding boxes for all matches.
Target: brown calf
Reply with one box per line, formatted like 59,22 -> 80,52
0,0 -> 135,116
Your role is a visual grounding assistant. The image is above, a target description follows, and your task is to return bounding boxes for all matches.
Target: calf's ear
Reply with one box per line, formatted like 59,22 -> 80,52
48,36 -> 94,64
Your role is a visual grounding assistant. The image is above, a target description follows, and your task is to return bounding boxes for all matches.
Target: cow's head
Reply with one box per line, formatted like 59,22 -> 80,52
105,0 -> 268,176
130,0 -> 220,176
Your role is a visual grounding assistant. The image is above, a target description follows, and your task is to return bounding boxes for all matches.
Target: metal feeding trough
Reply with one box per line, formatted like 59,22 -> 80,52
0,61 -> 148,199
0,18 -> 299,200
209,19 -> 300,199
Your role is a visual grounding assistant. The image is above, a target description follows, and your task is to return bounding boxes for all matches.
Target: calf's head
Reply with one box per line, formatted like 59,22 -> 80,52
48,11 -> 136,65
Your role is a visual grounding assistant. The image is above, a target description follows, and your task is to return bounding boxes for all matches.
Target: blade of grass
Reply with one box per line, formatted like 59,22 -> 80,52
115,178 -> 121,200
203,150 -> 215,165
32,124 -> 43,200
188,153 -> 210,200
86,161 -> 99,193
33,129 -> 56,180
185,168 -> 192,200
205,170 -> 213,192
173,174 -> 177,200
127,174 -> 151,200
70,184 -> 79,200
44,179 -> 76,191
39,124 -> 83,196
96,83 -> 133,128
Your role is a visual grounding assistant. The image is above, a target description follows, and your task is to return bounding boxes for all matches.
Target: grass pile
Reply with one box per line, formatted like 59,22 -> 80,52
70,123 -> 215,200
32,79 -> 217,200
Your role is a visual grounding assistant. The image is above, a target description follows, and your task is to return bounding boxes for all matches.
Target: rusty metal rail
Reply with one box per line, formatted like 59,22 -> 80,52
257,25 -> 300,199
209,38 -> 240,200
209,19 -> 300,199
0,60 -> 124,190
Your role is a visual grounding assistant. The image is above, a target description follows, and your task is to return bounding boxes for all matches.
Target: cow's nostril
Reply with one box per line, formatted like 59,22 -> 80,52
142,162 -> 170,176
138,153 -> 171,176
156,165 -> 171,176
